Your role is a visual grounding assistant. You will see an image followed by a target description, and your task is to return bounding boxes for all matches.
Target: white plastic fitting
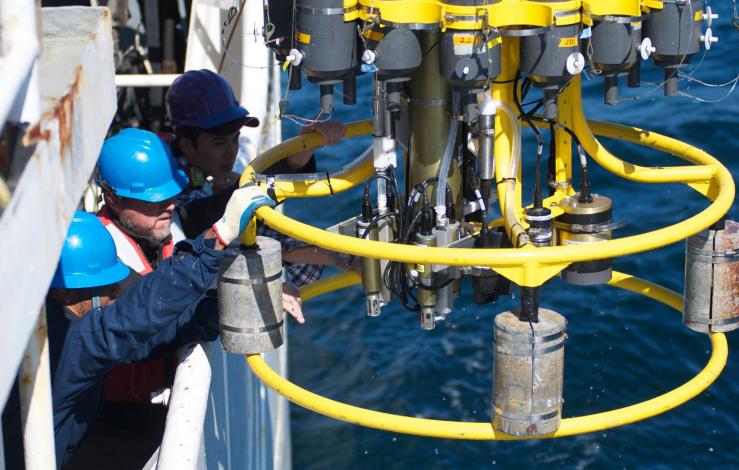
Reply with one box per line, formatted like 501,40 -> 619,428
435,205 -> 447,227
478,94 -> 498,116
566,52 -> 585,75
373,136 -> 397,170
704,7 -> 718,28
701,27 -> 718,50
287,48 -> 303,66
639,37 -> 656,60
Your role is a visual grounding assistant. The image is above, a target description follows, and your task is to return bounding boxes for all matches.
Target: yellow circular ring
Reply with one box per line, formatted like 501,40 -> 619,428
246,271 -> 727,440
246,118 -> 734,274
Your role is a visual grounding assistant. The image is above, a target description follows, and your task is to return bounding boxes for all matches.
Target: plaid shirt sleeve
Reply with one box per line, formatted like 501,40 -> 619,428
257,224 -> 324,287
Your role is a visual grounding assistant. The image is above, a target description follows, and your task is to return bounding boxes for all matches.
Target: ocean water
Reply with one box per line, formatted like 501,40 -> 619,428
281,5 -> 739,468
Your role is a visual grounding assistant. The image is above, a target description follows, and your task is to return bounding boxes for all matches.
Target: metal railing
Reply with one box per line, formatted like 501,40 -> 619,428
156,343 -> 211,470
0,0 -> 40,129
0,5 -> 116,470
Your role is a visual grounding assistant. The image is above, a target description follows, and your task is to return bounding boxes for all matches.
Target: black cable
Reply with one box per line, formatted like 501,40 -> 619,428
417,176 -> 439,189
379,171 -> 448,312
528,116 -> 581,147
325,171 -> 334,195
383,210 -> 423,312
422,39 -> 440,58
347,211 -> 401,269
521,98 -> 542,108
547,123 -> 556,196
521,77 -> 532,101
387,165 -> 405,213
413,275 -> 456,291
577,145 -> 593,203
363,174 -> 400,200
513,73 -> 544,208
355,211 -> 401,240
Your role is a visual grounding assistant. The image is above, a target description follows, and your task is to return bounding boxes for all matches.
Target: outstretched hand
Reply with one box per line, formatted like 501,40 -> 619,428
301,119 -> 345,146
287,119 -> 346,170
282,283 -> 304,324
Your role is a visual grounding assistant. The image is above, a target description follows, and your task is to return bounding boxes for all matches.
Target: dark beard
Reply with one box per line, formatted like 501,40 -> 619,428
115,215 -> 171,248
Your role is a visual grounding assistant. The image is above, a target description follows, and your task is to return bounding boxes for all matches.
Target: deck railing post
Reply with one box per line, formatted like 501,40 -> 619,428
19,306 -> 57,470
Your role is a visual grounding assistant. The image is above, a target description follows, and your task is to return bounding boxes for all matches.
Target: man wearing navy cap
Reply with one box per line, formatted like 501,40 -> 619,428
165,69 -> 345,204
166,69 -> 355,287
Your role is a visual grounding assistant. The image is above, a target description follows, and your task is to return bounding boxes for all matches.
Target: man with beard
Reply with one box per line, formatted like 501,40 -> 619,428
89,128 -> 305,461
33,182 -> 270,467
96,128 -> 187,288
94,128 -> 190,411
78,127 -> 196,462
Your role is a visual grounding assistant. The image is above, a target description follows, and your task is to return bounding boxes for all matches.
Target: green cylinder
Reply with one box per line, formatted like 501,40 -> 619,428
408,32 -> 462,215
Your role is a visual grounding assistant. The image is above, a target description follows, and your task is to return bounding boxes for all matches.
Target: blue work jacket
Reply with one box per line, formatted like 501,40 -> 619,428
51,234 -> 223,466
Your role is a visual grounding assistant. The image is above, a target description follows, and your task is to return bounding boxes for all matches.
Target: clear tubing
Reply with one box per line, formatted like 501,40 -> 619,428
496,101 -> 527,246
377,177 -> 388,214
577,144 -> 588,168
436,94 -> 460,215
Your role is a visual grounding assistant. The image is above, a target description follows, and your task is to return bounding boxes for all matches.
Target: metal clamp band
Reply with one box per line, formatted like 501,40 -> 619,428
686,316 -> 739,326
554,220 -> 625,234
591,13 -> 650,24
549,179 -> 572,190
495,408 -> 560,423
495,341 -> 565,356
499,24 -> 553,37
410,97 -> 448,106
554,8 -> 581,19
357,8 -> 440,30
220,270 -> 283,285
296,4 -> 358,15
525,213 -> 554,222
495,329 -> 565,344
686,245 -> 739,264
380,19 -> 441,31
443,13 -> 481,23
220,319 -> 285,334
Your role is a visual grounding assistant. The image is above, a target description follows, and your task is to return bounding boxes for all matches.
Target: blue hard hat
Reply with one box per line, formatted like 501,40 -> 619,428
98,128 -> 189,202
165,69 -> 260,131
50,211 -> 130,289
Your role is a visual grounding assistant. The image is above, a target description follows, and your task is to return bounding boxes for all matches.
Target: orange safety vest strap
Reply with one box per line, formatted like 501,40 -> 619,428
97,207 -> 175,274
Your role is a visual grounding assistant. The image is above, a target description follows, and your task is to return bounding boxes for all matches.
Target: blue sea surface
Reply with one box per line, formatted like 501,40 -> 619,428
282,5 -> 739,468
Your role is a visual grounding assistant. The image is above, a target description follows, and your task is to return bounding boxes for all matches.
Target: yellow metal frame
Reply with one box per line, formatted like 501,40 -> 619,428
240,23 -> 731,285
583,0 -> 642,18
246,271 -> 727,440
351,0 -> 662,30
356,0 -> 583,31
245,116 -> 732,283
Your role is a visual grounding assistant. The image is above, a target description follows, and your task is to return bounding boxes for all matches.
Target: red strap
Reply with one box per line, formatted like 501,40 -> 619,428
98,207 -> 176,269
162,238 -> 174,259
212,223 -> 230,247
